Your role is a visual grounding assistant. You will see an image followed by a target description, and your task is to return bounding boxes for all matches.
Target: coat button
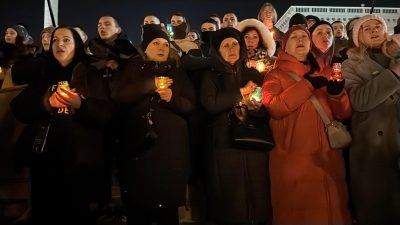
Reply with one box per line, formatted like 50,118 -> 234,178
377,131 -> 383,136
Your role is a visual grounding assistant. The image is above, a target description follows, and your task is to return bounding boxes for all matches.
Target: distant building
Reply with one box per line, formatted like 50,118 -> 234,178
276,5 -> 400,34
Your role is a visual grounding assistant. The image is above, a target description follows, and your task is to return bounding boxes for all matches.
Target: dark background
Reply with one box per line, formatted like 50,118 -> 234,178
0,0 -> 397,45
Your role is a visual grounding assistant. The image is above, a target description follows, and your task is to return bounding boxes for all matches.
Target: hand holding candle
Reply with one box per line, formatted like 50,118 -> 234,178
56,86 -> 82,109
155,76 -> 173,90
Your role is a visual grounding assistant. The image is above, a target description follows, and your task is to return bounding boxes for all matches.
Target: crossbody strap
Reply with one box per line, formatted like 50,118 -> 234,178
287,72 -> 331,125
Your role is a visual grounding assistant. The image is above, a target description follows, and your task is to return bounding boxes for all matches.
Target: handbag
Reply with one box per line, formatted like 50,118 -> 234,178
229,104 -> 275,151
287,72 -> 352,149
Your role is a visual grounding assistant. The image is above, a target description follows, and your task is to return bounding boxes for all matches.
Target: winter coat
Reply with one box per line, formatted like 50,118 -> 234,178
10,60 -> 113,172
200,58 -> 272,224
110,55 -> 195,209
10,60 -> 114,224
11,51 -> 50,85
342,48 -> 400,225
262,51 -> 352,225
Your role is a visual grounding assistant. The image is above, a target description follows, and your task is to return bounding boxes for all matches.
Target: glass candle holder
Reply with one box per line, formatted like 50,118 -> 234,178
156,76 -> 169,90
256,60 -> 266,72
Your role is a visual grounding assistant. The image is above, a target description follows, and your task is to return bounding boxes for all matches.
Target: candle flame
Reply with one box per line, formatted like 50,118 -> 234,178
256,60 -> 266,72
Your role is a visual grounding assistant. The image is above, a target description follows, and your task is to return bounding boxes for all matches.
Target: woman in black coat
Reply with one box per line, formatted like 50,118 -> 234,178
10,26 -> 114,225
200,27 -> 272,225
110,25 -> 195,225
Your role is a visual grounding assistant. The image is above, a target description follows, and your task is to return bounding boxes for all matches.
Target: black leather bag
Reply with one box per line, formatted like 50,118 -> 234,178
229,105 -> 274,151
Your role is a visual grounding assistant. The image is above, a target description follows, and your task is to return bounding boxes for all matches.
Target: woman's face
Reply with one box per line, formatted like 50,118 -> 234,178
186,32 -> 198,41
145,38 -> 170,62
360,19 -> 385,48
260,6 -> 275,24
244,29 -> 260,50
219,37 -> 240,65
311,24 -> 333,53
4,28 -> 17,44
285,30 -> 310,61
42,32 -> 52,51
52,28 -> 76,66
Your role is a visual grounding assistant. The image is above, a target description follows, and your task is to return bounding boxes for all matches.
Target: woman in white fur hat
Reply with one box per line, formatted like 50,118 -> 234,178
342,14 -> 400,225
236,18 -> 276,74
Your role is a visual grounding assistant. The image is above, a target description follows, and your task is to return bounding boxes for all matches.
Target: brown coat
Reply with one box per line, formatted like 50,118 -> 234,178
262,52 -> 352,225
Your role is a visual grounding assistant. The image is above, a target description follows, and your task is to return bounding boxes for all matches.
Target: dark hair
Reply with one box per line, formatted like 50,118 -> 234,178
98,15 -> 120,28
171,12 -> 186,22
242,27 -> 261,48
331,20 -> 344,25
48,25 -> 87,65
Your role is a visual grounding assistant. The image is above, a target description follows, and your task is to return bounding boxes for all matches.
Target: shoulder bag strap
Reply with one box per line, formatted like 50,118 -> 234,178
287,72 -> 331,125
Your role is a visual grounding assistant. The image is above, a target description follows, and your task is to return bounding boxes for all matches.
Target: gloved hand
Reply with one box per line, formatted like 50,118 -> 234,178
327,79 -> 345,95
304,73 -> 328,89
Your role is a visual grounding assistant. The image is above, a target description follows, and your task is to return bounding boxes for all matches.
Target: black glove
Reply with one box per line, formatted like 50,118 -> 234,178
327,80 -> 345,95
304,73 -> 328,89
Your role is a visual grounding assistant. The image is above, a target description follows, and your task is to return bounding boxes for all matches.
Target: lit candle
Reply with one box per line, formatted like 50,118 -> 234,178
256,60 -> 266,72
270,31 -> 275,40
156,76 -> 169,90
250,87 -> 262,102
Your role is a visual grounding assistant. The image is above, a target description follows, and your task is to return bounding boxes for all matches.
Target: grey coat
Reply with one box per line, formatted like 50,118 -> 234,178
342,49 -> 400,225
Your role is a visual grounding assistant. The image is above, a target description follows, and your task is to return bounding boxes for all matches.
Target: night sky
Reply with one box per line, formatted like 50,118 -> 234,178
0,0 -> 398,44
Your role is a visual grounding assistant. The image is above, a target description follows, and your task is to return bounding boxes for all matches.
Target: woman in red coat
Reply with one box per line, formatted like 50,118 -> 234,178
262,25 -> 352,225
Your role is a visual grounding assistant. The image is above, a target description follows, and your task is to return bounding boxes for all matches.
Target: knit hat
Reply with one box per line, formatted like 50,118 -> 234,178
141,24 -> 170,51
309,20 -> 333,37
41,26 -> 55,36
211,27 -> 243,50
289,13 -> 308,28
281,25 -> 311,50
352,14 -> 387,47
236,18 -> 276,57
305,15 -> 320,22
10,24 -> 34,45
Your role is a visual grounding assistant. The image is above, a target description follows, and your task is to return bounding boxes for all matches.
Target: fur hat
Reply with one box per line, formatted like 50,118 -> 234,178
352,14 -> 387,47
211,27 -> 243,50
236,18 -> 276,57
281,25 -> 311,51
141,24 -> 170,51
289,13 -> 308,28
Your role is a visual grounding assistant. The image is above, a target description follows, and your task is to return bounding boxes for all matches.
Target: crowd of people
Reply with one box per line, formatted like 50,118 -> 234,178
1,2 -> 400,225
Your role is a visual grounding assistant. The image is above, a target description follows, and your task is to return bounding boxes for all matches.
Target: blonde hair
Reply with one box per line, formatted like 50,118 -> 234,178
257,2 -> 278,24
348,25 -> 387,61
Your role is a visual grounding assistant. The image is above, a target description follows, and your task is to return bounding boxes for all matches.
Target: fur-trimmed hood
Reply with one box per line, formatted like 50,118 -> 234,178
236,18 -> 276,57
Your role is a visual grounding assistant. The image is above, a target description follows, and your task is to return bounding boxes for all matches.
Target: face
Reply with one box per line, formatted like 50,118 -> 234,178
201,22 -> 217,32
52,28 -> 76,66
307,19 -> 317,29
244,29 -> 260,50
360,19 -> 386,48
171,15 -> 184,26
186,32 -> 198,41
312,24 -> 333,53
260,6 -> 275,24
144,16 -> 160,25
285,30 -> 310,62
145,38 -> 170,62
219,37 -> 240,65
4,28 -> 17,44
222,13 -> 238,28
97,16 -> 121,42
332,22 -> 345,38
41,32 -> 52,51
